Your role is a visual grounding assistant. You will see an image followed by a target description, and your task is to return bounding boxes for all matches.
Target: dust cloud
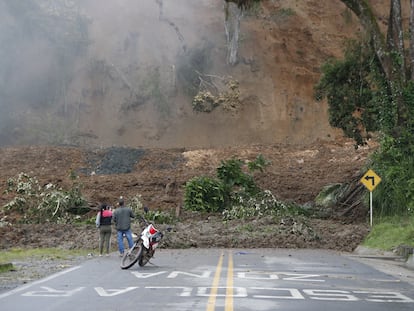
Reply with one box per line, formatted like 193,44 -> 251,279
0,0 -> 227,147
0,0 -> 341,149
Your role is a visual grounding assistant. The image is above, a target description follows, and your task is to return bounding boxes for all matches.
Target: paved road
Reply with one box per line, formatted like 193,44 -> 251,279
1,249 -> 413,311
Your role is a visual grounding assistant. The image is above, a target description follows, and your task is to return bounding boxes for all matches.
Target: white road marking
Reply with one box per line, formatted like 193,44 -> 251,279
353,291 -> 414,303
22,286 -> 85,297
198,287 -> 247,297
0,266 -> 81,300
2,267 -> 412,304
146,286 -> 193,297
251,287 -> 305,300
303,289 -> 359,301
95,287 -> 138,297
131,271 -> 167,278
167,271 -> 212,278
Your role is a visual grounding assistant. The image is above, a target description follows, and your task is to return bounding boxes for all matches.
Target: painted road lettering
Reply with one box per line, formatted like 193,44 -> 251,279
252,287 -> 304,300
353,291 -> 414,303
145,286 -> 193,297
16,286 -> 414,303
131,270 -> 324,282
95,287 -> 138,297
130,271 -> 168,278
11,253 -> 414,306
198,287 -> 247,298
237,272 -> 324,282
131,271 -> 212,279
22,286 -> 84,297
302,289 -> 359,301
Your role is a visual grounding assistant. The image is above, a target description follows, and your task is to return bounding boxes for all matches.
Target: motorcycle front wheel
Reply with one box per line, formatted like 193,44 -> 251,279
138,248 -> 153,267
120,241 -> 143,269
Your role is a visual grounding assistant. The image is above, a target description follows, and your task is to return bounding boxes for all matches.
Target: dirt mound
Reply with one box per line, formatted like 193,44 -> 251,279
0,138 -> 376,252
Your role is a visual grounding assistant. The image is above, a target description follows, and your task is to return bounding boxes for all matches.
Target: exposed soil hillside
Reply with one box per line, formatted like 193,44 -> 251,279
1,0 -> 391,148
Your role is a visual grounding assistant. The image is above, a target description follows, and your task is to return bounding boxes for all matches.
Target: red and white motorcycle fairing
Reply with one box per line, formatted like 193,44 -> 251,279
141,224 -> 162,250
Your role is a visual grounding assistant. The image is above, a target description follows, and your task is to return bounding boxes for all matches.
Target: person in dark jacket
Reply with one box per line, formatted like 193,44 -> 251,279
95,203 -> 113,256
113,196 -> 135,256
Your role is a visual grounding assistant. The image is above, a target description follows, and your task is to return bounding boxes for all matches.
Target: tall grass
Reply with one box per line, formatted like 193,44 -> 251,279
362,216 -> 414,250
0,248 -> 91,265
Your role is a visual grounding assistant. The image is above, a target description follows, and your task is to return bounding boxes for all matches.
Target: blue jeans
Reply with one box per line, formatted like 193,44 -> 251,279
117,229 -> 134,254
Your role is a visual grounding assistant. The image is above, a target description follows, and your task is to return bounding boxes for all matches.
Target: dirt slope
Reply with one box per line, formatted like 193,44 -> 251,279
0,138 -> 376,252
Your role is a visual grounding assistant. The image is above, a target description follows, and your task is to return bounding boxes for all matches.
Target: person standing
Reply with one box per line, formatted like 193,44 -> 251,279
95,203 -> 113,256
113,196 -> 135,256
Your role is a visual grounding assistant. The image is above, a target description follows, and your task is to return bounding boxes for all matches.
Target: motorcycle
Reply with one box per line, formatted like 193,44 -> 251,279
120,208 -> 170,269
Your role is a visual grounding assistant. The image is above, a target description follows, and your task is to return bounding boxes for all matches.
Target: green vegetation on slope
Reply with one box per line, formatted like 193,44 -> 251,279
362,216 -> 414,250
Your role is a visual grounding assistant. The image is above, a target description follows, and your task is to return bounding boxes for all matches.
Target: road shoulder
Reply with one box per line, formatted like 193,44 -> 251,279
345,246 -> 414,286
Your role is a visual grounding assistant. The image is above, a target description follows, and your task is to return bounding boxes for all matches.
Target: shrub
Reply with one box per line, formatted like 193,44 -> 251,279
217,158 -> 259,195
184,155 -> 275,218
184,176 -> 226,213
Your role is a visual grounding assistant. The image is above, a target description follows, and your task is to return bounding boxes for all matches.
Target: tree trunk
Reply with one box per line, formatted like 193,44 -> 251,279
224,2 -> 242,66
410,0 -> 414,80
340,0 -> 407,127
340,0 -> 391,79
387,0 -> 406,82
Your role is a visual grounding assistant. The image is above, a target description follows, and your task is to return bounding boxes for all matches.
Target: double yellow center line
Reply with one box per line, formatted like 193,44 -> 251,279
206,251 -> 234,311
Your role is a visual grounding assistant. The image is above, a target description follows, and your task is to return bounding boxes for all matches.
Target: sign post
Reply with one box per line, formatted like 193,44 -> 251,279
360,169 -> 382,227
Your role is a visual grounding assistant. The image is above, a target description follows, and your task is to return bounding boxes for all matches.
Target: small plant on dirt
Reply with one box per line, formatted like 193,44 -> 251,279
0,263 -> 14,273
145,210 -> 175,224
126,194 -> 175,224
128,194 -> 144,216
270,7 -> 296,23
247,154 -> 271,172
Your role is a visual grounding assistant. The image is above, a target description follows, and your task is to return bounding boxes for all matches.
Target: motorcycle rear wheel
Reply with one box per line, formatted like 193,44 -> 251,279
120,241 -> 143,269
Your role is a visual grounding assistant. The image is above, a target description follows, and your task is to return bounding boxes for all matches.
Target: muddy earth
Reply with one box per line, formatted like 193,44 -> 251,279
0,138 -> 376,251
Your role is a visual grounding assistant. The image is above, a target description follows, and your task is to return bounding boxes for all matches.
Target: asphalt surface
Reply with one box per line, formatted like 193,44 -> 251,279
0,248 -> 413,311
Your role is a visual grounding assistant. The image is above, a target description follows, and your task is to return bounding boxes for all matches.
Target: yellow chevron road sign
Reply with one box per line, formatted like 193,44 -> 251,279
360,169 -> 381,192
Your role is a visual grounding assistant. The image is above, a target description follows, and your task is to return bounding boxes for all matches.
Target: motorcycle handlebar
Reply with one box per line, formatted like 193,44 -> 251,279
139,215 -> 149,225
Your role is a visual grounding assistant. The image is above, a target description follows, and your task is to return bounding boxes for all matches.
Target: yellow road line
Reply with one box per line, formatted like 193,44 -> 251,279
206,251 -> 224,311
225,251 -> 234,311
206,251 -> 234,311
